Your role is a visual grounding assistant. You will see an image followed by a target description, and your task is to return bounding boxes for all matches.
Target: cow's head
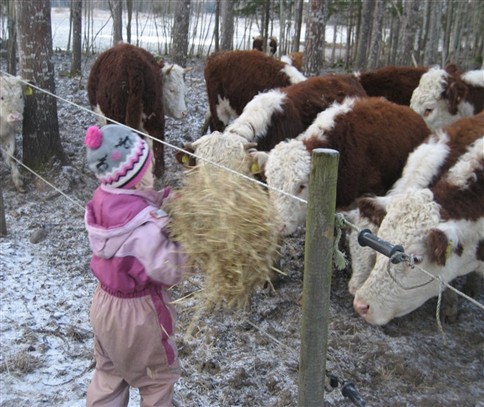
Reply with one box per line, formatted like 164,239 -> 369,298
0,75 -> 25,130
161,64 -> 192,120
250,138 -> 310,236
344,195 -> 393,295
175,131 -> 257,174
353,189 -> 481,325
410,66 -> 474,131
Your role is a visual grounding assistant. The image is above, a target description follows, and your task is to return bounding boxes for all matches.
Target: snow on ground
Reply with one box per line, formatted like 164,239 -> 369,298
1,48 -> 483,407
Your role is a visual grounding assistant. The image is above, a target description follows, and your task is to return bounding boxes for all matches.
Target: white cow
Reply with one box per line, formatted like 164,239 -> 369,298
0,75 -> 25,192
353,134 -> 484,325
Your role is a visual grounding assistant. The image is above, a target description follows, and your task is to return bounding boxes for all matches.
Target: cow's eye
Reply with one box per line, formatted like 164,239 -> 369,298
296,183 -> 307,195
412,254 -> 423,265
423,108 -> 433,117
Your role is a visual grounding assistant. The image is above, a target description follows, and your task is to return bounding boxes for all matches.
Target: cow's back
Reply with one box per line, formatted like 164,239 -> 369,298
88,44 -> 163,126
358,66 -> 428,105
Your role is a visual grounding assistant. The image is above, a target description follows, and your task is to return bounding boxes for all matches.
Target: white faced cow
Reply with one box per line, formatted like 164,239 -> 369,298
346,112 -> 484,295
251,97 -> 430,236
410,64 -> 484,131
0,75 -> 25,192
352,114 -> 483,325
87,43 -> 191,177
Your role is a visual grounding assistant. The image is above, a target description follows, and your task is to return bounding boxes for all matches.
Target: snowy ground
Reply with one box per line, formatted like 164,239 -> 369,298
1,52 -> 483,407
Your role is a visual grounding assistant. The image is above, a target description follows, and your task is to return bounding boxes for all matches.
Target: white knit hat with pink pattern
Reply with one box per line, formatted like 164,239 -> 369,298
84,124 -> 152,189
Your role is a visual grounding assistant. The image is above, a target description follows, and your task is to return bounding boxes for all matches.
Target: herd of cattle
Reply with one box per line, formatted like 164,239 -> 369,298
1,43 -> 483,326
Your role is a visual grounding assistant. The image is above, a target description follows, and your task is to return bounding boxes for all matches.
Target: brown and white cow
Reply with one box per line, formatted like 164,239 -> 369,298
0,75 -> 25,192
250,97 -> 431,236
346,112 -> 484,295
87,43 -> 190,177
410,64 -> 484,131
355,66 -> 429,106
177,74 -> 367,175
352,125 -> 483,324
204,50 -> 306,132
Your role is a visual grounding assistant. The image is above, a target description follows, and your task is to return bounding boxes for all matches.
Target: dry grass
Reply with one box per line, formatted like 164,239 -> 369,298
165,166 -> 281,311
0,350 -> 42,376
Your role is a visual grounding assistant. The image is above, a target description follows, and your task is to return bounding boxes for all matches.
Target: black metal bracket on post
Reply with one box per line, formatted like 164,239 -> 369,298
357,229 -> 406,264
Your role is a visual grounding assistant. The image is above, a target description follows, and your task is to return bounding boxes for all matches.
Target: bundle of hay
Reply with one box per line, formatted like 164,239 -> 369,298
165,165 -> 281,310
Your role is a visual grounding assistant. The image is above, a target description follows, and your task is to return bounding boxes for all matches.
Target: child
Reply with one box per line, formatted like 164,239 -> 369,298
84,124 -> 186,407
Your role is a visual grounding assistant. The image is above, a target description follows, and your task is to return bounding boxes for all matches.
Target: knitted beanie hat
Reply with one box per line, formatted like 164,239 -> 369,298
84,124 -> 153,189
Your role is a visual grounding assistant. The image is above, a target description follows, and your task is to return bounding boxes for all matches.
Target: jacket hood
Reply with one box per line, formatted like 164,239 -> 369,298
85,185 -> 170,259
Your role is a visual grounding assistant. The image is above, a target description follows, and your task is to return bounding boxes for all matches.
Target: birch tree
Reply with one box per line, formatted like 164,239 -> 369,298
172,0 -> 191,67
70,0 -> 82,76
221,0 -> 234,50
109,0 -> 123,45
303,0 -> 328,75
398,0 -> 420,65
15,0 -> 66,170
368,0 -> 385,69
355,0 -> 375,70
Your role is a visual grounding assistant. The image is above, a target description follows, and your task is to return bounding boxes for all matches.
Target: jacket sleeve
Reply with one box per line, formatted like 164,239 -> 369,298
129,218 -> 187,286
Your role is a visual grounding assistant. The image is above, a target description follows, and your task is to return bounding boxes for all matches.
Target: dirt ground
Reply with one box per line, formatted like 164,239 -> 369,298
1,52 -> 483,407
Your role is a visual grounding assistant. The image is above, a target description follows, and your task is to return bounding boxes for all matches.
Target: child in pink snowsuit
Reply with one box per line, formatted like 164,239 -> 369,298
84,124 -> 186,407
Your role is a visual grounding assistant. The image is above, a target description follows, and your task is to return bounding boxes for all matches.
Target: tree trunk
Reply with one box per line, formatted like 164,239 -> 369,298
398,0 -> 420,65
70,0 -> 82,76
424,0 -> 439,65
214,0 -> 220,52
109,0 -> 123,45
16,0 -> 67,170
303,0 -> 328,76
368,0 -> 385,69
0,185 -> 6,236
355,0 -> 375,70
292,0 -> 304,52
126,0 -> 133,44
221,0 -> 234,50
172,0 -> 191,67
7,0 -> 17,75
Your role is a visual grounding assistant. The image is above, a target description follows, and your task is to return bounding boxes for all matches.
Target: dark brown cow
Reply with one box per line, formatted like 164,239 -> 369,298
88,43 -> 189,177
204,50 -> 306,132
250,97 -> 431,235
356,66 -> 429,105
177,74 -> 368,173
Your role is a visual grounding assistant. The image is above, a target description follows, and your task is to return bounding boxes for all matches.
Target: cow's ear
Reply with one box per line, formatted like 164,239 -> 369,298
427,228 -> 454,266
444,78 -> 468,115
175,144 -> 196,167
249,151 -> 269,176
355,195 -> 387,227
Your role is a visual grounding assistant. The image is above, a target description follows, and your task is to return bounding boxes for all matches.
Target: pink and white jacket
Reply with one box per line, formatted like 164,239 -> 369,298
85,185 -> 186,362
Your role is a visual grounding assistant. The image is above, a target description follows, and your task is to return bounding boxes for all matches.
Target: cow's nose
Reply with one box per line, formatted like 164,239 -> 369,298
353,299 -> 370,316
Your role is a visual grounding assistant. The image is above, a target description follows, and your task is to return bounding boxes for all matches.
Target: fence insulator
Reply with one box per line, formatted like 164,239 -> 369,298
357,229 -> 405,264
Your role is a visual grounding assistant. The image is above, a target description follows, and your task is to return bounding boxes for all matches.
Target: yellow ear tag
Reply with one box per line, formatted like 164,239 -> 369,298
181,154 -> 190,165
250,162 -> 260,174
445,240 -> 453,260
24,86 -> 33,96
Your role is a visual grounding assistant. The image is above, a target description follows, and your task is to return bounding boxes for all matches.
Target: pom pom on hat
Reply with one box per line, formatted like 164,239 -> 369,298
85,126 -> 103,149
85,124 -> 153,189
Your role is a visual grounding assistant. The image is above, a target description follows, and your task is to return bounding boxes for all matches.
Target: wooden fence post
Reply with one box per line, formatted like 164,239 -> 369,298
298,148 -> 339,407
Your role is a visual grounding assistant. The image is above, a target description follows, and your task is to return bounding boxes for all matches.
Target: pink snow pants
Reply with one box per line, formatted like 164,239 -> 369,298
86,286 -> 181,407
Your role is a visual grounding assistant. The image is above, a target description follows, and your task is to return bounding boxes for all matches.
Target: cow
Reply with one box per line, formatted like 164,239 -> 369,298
87,43 -> 191,177
355,66 -> 429,106
346,112 -> 484,295
204,50 -> 306,132
250,96 -> 431,236
252,36 -> 278,56
281,52 -> 304,72
410,64 -> 484,131
177,74 -> 368,175
352,127 -> 483,325
0,75 -> 25,192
